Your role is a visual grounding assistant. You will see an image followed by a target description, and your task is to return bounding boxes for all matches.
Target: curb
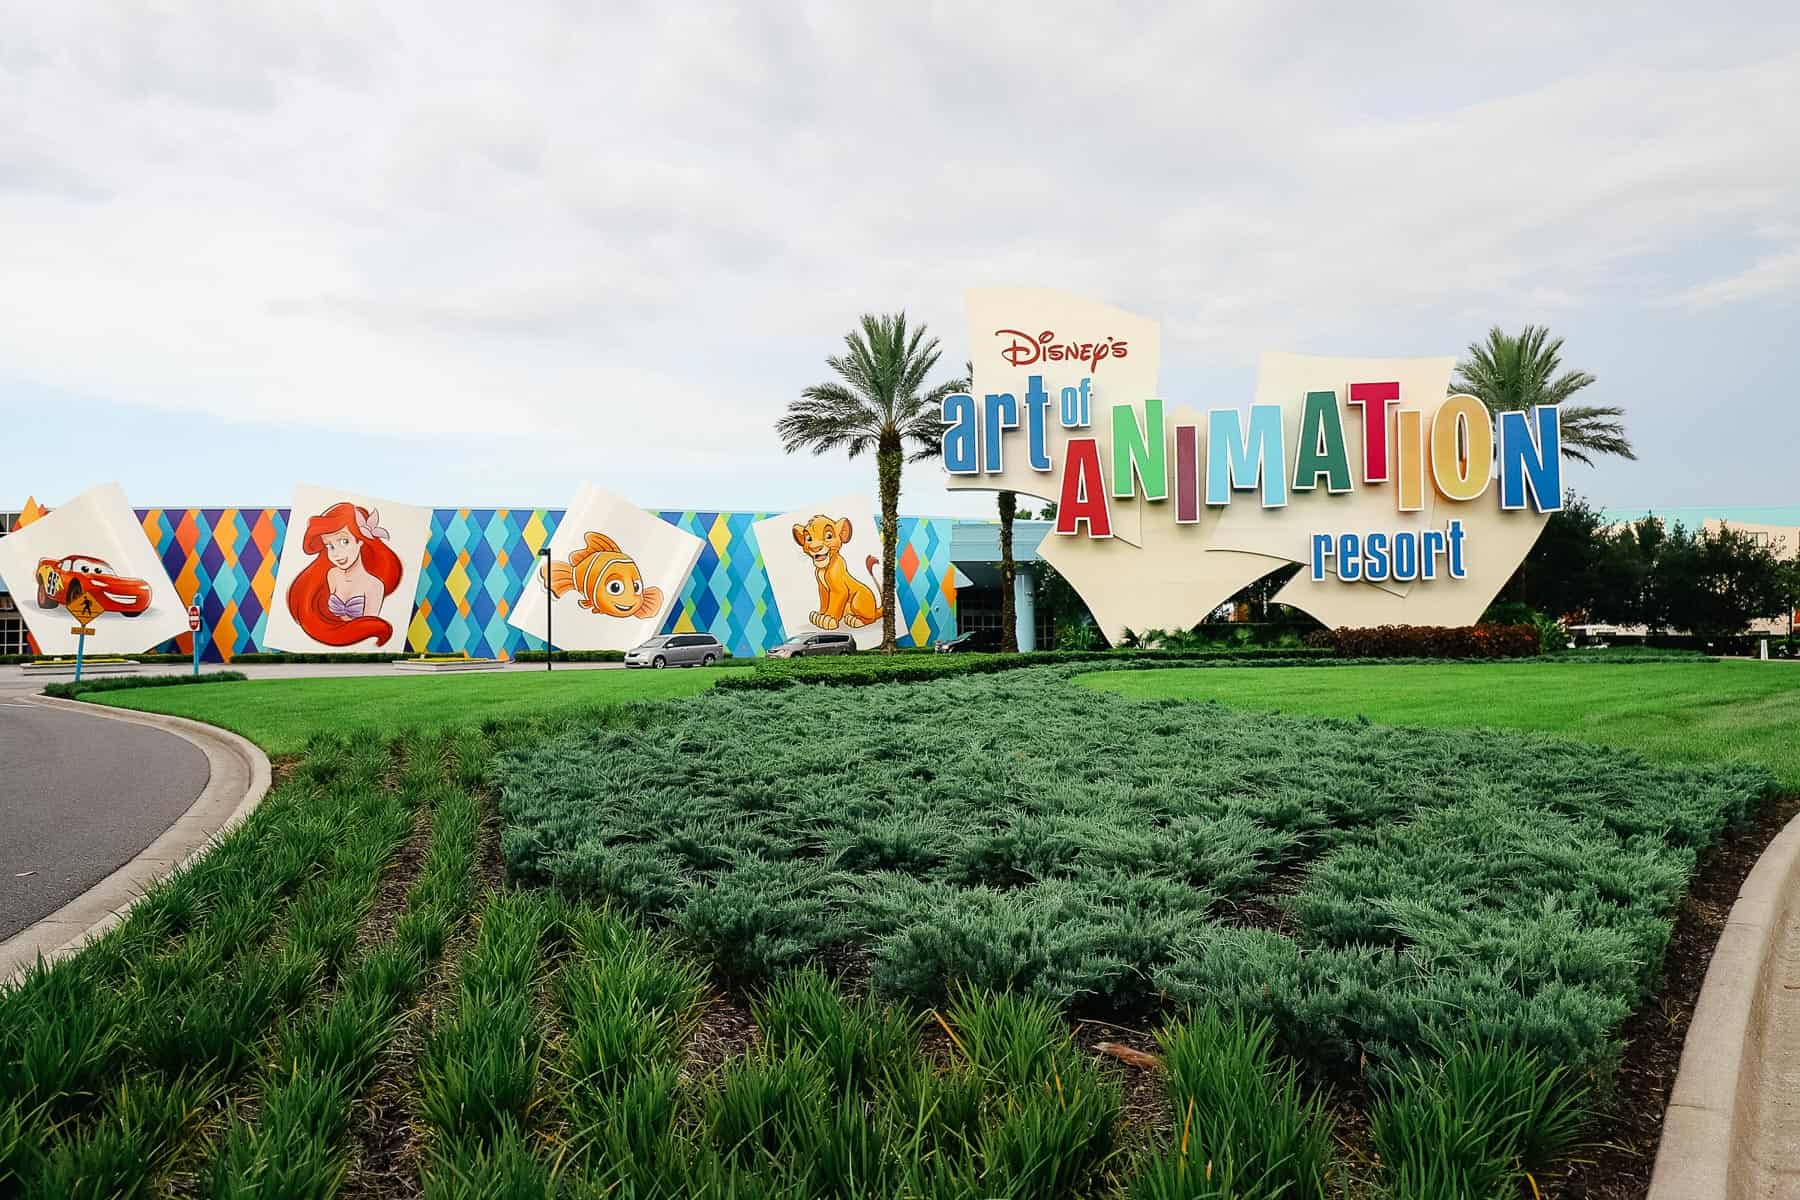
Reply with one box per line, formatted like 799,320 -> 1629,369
0,695 -> 272,987
1648,808 -> 1800,1200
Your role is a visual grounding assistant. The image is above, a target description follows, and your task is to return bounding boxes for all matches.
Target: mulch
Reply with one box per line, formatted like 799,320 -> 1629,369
353,803 -> 434,957
1547,788 -> 1800,1198
340,797 -> 505,1199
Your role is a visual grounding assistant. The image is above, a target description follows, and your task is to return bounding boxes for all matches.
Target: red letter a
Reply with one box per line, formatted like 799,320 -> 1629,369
1054,437 -> 1113,538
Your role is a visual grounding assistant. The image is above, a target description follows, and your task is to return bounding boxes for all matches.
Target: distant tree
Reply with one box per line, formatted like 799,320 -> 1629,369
1503,491 -> 1611,619
1594,516 -> 1664,628
1657,523 -> 1791,640
1451,326 -> 1634,466
779,313 -> 961,652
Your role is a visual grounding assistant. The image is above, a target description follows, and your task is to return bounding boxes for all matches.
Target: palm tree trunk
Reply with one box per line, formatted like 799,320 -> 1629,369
877,436 -> 902,653
998,490 -> 1018,653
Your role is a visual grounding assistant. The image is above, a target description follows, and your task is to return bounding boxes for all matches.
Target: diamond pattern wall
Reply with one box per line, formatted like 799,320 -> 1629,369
135,506 -> 959,661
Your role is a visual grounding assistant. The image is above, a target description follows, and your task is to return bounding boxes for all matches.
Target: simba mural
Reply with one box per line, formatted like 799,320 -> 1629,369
753,495 -> 891,651
791,515 -> 881,630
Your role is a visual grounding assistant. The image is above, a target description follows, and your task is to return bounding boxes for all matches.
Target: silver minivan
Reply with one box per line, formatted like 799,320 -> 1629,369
768,632 -> 858,658
624,633 -> 724,668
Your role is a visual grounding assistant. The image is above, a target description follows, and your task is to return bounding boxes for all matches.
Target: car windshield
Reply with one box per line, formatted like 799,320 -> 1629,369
639,637 -> 671,648
781,635 -> 812,646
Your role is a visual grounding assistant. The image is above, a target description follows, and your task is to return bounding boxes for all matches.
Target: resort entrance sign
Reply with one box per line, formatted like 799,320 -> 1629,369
941,289 -> 1559,636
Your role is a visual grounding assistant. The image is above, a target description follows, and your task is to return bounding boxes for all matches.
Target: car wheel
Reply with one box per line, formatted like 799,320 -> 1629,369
702,653 -> 717,666
121,608 -> 142,618
36,579 -> 52,609
653,655 -> 667,669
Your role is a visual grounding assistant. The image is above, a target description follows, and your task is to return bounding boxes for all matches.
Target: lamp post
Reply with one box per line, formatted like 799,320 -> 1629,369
540,545 -> 553,671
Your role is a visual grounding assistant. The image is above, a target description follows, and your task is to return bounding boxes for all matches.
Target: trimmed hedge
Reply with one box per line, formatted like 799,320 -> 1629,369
715,645 -> 1707,691
514,649 -> 625,663
716,647 -> 1333,691
1306,624 -> 1539,659
43,671 -> 248,700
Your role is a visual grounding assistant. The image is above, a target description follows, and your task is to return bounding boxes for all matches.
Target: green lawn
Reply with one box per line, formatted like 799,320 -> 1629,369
94,668 -> 715,755
1081,659 -> 1800,787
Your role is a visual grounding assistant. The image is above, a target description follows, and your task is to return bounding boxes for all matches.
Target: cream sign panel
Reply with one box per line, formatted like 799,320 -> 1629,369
943,289 -> 1559,636
0,483 -> 188,656
508,484 -> 705,652
263,483 -> 432,655
752,494 -> 889,650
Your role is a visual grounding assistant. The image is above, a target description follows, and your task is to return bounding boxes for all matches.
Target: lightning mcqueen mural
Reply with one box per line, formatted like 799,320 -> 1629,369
35,554 -> 151,617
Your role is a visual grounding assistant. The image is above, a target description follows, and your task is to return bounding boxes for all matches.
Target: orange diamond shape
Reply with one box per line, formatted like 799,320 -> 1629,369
899,543 -> 920,582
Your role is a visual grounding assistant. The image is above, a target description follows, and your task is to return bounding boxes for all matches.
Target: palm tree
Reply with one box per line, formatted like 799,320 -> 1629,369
1450,325 -> 1635,466
997,488 -> 1020,653
778,312 -> 961,652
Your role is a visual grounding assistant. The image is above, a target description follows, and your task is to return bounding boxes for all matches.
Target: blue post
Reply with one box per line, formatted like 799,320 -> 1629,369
192,626 -> 201,676
75,631 -> 85,682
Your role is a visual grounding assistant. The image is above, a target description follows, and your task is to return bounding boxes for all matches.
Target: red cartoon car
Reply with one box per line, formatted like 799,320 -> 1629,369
35,554 -> 151,617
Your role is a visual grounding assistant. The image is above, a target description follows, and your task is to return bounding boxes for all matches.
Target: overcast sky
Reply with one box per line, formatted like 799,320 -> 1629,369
2,3 -> 1796,518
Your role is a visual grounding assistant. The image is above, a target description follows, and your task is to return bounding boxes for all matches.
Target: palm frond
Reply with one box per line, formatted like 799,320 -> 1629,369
1556,404 -> 1636,465
1450,324 -> 1630,463
775,310 -> 959,459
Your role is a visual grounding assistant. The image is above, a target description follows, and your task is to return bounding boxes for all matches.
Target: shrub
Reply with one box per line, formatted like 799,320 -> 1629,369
497,668 -> 1769,1068
1127,1007 -> 1335,1200
43,671 -> 247,700
754,968 -> 920,1096
1310,624 -> 1539,659
1483,601 -> 1572,654
1369,1033 -> 1589,1198
511,649 -> 625,663
1533,612 -> 1572,653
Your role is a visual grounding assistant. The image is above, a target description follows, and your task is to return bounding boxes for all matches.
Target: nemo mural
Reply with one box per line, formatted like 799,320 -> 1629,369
541,531 -> 664,620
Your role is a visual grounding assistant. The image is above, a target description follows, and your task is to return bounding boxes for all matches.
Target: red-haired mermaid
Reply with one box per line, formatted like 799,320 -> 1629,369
286,501 -> 404,646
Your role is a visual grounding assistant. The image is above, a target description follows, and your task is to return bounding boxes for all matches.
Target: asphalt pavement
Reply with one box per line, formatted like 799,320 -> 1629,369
0,698 -> 209,940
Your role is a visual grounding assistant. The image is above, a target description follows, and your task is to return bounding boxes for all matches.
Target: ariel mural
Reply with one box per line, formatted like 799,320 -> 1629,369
264,485 -> 430,654
288,502 -> 404,645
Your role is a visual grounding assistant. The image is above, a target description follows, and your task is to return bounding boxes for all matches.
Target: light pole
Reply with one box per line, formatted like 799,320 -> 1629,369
540,545 -> 553,671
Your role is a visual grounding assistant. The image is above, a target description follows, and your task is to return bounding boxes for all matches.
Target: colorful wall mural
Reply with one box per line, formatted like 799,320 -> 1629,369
132,505 -> 958,662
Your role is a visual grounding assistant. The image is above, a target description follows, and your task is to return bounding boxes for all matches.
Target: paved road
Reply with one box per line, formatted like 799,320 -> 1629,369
0,699 -> 209,940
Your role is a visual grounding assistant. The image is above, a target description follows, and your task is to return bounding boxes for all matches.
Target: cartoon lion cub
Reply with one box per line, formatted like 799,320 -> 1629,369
792,515 -> 882,629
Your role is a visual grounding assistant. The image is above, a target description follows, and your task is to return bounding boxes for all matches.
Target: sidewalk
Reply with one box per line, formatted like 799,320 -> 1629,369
0,657 -> 624,700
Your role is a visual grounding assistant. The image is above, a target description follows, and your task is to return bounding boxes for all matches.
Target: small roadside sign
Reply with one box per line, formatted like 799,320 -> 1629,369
189,603 -> 204,675
66,590 -> 104,631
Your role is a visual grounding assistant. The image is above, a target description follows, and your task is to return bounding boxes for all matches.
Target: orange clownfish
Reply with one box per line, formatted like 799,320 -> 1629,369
540,532 -> 663,619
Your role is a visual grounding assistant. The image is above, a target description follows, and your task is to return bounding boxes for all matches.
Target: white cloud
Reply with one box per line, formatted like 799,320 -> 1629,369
1669,243 -> 1800,309
0,1 -> 1796,479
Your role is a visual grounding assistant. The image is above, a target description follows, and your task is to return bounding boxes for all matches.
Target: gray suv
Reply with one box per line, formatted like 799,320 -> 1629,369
768,632 -> 857,658
624,633 -> 723,669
